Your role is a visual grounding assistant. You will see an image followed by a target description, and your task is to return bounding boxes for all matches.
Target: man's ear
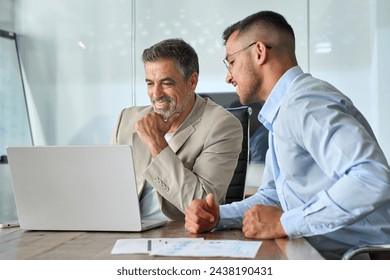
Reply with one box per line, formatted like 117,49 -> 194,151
255,42 -> 268,64
189,72 -> 198,89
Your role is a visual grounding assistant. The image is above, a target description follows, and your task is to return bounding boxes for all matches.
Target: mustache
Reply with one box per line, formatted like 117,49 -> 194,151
152,96 -> 173,103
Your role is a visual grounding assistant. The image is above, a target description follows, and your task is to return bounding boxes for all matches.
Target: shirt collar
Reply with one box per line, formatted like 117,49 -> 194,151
259,66 -> 304,132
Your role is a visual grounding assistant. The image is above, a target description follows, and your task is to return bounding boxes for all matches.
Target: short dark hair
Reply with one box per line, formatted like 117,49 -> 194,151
222,11 -> 295,45
142,38 -> 199,80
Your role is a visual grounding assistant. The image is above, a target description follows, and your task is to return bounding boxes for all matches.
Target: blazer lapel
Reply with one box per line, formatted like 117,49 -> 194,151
168,125 -> 196,153
169,95 -> 205,153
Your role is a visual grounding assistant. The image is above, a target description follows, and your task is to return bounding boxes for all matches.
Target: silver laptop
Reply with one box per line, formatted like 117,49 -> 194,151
6,145 -> 167,232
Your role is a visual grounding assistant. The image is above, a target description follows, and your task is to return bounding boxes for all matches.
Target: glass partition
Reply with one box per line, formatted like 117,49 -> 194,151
0,30 -> 32,156
0,29 -> 31,225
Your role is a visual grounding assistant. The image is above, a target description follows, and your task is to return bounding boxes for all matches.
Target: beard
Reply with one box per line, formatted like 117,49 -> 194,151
151,92 -> 192,121
237,75 -> 262,104
151,96 -> 177,121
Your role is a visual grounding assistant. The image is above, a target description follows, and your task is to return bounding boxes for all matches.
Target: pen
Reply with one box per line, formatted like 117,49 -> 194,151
147,240 -> 152,251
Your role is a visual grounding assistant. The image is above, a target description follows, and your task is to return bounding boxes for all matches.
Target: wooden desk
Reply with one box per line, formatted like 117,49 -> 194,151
0,221 -> 324,260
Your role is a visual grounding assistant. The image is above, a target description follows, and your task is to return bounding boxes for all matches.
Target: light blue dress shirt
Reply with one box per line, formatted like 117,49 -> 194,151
219,66 -> 390,252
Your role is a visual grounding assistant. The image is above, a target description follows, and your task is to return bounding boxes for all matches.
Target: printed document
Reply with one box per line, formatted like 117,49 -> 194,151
111,238 -> 203,255
111,238 -> 262,259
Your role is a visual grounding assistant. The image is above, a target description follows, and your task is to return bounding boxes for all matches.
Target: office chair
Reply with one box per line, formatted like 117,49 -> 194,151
229,100 -> 268,163
342,244 -> 390,260
224,106 -> 251,204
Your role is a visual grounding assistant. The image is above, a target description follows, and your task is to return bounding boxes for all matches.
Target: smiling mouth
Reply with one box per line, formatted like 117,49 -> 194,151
154,100 -> 171,110
152,95 -> 171,106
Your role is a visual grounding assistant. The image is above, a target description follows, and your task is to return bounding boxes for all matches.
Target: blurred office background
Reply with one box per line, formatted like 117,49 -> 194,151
1,0 -> 389,159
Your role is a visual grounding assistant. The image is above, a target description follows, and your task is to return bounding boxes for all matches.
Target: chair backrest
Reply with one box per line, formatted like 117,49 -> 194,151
225,106 -> 251,204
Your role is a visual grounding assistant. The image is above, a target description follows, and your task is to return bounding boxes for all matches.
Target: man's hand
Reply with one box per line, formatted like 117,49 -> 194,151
242,204 -> 287,239
135,112 -> 180,157
185,193 -> 220,233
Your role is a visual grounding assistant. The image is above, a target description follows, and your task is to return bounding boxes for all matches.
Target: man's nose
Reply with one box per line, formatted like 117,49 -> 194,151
225,71 -> 233,84
152,84 -> 165,98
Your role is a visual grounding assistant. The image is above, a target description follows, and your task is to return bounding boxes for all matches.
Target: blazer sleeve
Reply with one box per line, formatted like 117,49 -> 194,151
109,109 -> 125,144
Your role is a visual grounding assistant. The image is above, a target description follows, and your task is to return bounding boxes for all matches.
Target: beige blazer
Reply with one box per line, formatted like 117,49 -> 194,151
110,95 -> 243,220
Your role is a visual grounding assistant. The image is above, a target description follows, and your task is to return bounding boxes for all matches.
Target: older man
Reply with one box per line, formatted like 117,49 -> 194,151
111,38 -> 243,221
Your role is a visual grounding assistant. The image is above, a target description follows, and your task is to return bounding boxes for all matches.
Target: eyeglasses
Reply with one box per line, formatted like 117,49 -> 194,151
223,42 -> 272,72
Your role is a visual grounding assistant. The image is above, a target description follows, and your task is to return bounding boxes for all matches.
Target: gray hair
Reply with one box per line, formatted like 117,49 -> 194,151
142,38 -> 199,80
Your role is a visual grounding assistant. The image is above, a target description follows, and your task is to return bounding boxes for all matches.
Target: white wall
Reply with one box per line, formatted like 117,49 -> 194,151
4,0 -> 390,160
372,0 -> 390,161
15,0 -> 134,145
133,0 -> 308,105
0,0 -> 14,32
309,0 -> 390,160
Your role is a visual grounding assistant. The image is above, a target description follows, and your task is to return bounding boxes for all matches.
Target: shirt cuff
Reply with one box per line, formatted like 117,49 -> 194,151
280,205 -> 310,238
214,204 -> 244,230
